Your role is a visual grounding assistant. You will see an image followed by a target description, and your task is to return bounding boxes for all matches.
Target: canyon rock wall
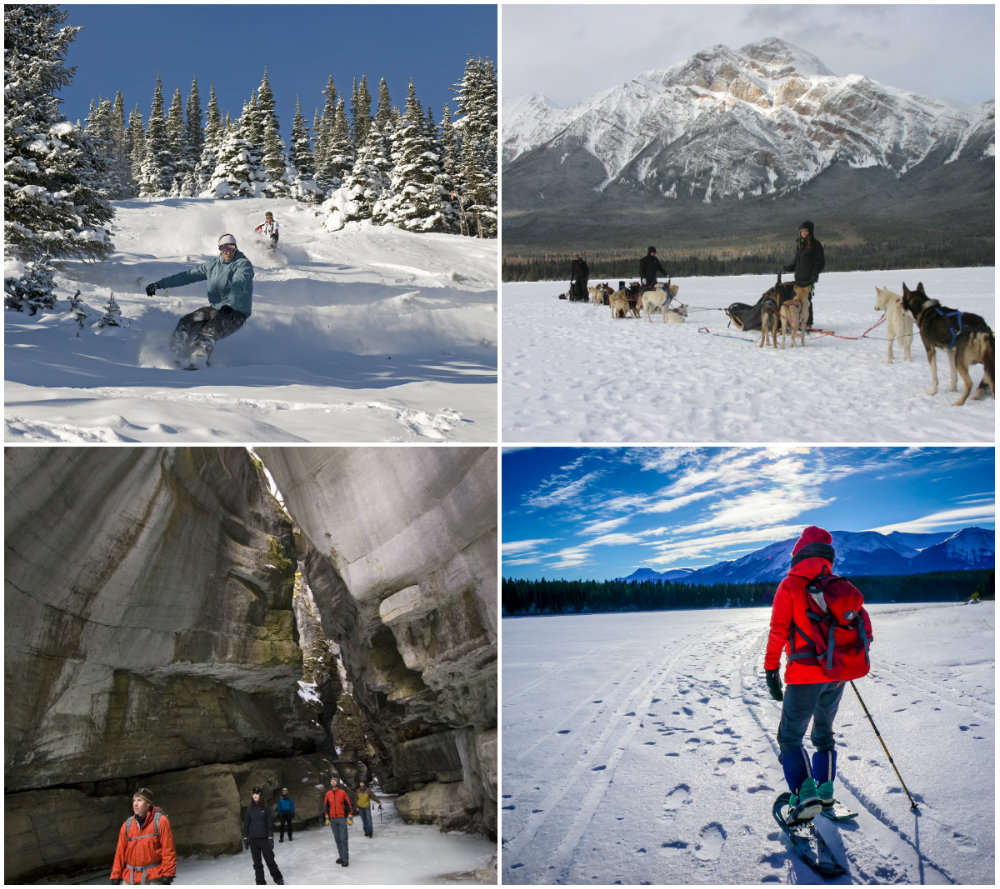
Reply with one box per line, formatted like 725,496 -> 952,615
4,446 -> 497,883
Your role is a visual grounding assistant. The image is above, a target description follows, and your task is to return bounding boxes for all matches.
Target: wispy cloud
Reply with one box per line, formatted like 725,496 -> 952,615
868,504 -> 996,535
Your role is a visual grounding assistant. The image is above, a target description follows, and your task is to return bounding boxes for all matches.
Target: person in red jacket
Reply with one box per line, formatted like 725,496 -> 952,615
764,526 -> 872,822
110,787 -> 177,884
323,777 -> 354,867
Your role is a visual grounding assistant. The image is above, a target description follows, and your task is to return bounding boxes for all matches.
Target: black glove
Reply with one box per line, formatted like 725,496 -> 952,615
161,878 -> 174,885
765,669 -> 784,702
111,880 -> 122,885
243,837 -> 249,850
145,282 -> 158,297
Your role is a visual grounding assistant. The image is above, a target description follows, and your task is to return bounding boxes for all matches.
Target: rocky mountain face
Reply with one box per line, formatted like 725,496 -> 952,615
4,447 -> 496,882
503,38 -> 995,255
624,527 -> 994,585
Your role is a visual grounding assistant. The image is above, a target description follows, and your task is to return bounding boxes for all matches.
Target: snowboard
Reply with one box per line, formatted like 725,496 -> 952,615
772,792 -> 846,878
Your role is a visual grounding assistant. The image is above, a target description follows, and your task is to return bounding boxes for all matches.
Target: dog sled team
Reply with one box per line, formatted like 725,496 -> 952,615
561,221 -> 994,407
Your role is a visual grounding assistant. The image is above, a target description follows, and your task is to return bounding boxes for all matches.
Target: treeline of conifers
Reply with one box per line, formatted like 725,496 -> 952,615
502,239 -> 995,283
501,570 -> 995,617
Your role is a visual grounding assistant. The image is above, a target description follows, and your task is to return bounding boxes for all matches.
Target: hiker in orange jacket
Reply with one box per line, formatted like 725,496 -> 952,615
323,777 -> 354,867
110,787 -> 177,884
764,526 -> 872,822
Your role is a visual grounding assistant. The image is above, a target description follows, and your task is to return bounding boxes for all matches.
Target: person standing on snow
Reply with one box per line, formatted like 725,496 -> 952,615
783,221 -> 825,327
110,787 -> 177,884
356,780 -> 383,838
276,787 -> 295,842
763,526 -> 872,822
255,211 -> 279,249
323,777 -> 354,867
638,246 -> 668,290
569,254 -> 589,300
144,233 -> 253,369
243,786 -> 284,885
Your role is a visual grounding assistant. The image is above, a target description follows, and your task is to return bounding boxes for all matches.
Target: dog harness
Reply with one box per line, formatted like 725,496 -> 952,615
919,299 -> 964,349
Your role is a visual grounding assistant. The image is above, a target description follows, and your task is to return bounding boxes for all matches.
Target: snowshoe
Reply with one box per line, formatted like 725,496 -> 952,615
789,777 -> 822,822
821,799 -> 859,822
773,792 -> 846,878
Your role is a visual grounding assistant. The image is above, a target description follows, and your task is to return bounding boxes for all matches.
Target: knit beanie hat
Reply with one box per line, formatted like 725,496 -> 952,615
134,787 -> 154,805
218,233 -> 237,247
798,221 -> 815,236
790,525 -> 835,568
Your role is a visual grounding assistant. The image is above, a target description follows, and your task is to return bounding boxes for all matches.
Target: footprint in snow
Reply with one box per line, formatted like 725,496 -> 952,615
694,823 -> 727,860
664,784 -> 691,810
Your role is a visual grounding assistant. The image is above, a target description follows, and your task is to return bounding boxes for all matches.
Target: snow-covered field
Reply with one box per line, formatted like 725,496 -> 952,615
5,198 -> 497,443
67,799 -> 496,885
502,268 -> 995,443
501,603 -> 994,884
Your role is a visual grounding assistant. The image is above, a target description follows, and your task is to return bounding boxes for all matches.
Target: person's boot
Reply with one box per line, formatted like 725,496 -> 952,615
780,748 -> 821,822
813,750 -> 837,809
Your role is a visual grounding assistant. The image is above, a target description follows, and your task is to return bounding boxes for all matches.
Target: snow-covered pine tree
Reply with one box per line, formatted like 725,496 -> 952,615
237,91 -> 268,196
313,76 -> 339,195
341,118 -> 393,223
374,79 -> 453,232
255,69 -> 290,197
438,105 -> 461,232
166,87 -> 188,196
453,57 -> 497,238
4,253 -> 58,314
317,97 -> 355,195
4,4 -> 114,265
183,77 -> 204,196
207,126 -> 257,198
98,292 -> 122,328
288,98 -> 319,201
350,75 -> 372,152
139,76 -> 175,196
111,92 -> 133,196
196,84 -> 223,193
127,105 -> 145,192
373,78 -> 395,146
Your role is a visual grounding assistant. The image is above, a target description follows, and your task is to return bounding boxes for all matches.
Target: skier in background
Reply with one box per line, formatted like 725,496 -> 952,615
110,787 -> 177,884
356,780 -> 383,838
255,211 -> 279,249
144,233 -> 253,369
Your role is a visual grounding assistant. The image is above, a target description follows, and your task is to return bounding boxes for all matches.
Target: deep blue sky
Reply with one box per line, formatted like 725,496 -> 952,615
56,4 -> 497,138
503,447 -> 996,581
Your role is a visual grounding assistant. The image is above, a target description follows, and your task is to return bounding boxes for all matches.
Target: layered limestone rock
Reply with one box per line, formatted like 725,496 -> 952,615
258,447 -> 498,836
4,446 -> 497,882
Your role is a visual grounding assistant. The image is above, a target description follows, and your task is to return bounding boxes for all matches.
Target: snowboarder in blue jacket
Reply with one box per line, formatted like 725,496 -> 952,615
145,233 -> 253,368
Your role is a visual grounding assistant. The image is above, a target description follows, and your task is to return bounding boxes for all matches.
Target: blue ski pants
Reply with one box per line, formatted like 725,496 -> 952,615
777,680 -> 845,757
329,817 -> 349,862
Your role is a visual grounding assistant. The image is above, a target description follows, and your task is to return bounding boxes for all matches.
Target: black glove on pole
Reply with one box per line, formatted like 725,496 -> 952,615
145,282 -> 158,297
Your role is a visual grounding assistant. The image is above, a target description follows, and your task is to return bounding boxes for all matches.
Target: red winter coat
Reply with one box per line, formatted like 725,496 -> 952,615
324,787 -> 353,819
110,807 -> 176,884
764,553 -> 873,684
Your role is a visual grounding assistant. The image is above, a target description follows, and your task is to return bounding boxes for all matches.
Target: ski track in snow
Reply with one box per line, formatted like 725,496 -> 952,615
502,267 -> 994,443
501,604 -> 994,885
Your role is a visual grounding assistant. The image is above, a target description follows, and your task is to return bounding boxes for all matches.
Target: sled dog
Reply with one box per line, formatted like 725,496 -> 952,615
641,283 -> 680,321
610,290 -> 629,319
590,283 -> 612,306
901,283 -> 995,406
874,286 -> 913,363
779,289 -> 809,348
759,296 -> 780,349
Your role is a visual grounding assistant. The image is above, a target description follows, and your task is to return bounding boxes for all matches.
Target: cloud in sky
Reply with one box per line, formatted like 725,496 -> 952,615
503,447 -> 995,580
502,4 -> 994,107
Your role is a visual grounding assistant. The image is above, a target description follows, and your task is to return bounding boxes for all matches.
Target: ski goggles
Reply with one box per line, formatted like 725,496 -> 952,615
219,244 -> 236,255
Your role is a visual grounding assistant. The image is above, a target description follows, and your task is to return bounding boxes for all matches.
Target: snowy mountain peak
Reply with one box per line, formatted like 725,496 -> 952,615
738,37 -> 835,79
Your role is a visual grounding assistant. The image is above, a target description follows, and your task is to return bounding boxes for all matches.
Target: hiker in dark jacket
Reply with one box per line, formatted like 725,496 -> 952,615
276,787 -> 295,842
569,254 -> 589,300
244,787 -> 284,885
639,246 -> 667,290
783,221 -> 825,326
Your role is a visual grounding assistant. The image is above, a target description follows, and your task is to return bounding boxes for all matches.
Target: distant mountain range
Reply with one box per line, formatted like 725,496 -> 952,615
623,527 -> 995,586
503,38 -> 995,258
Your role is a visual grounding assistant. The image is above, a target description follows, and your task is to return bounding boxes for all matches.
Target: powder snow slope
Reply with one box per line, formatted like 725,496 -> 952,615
5,197 -> 497,443
502,602 -> 994,884
502,266 -> 994,443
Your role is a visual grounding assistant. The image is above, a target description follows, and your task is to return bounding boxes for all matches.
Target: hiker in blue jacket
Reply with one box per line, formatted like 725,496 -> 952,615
276,788 -> 295,842
145,233 -> 253,368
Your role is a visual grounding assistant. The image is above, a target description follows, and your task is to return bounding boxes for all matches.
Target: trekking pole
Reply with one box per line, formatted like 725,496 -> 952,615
850,681 -> 919,811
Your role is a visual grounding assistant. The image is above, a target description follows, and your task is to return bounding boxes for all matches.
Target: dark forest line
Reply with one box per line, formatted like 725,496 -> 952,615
502,570 -> 995,617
